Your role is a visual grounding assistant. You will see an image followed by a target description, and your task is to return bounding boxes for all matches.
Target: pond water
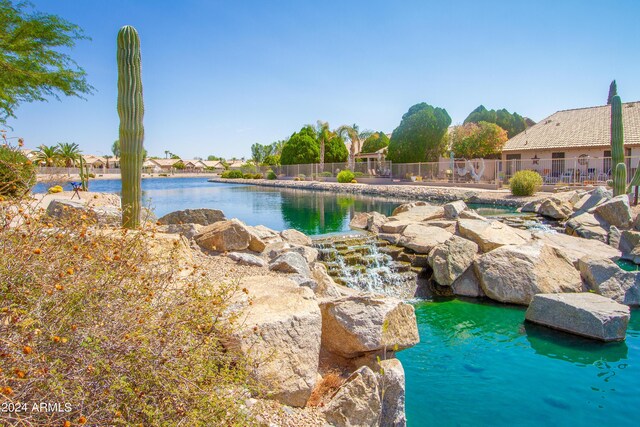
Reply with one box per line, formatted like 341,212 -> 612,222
33,178 -> 640,426
399,299 -> 640,427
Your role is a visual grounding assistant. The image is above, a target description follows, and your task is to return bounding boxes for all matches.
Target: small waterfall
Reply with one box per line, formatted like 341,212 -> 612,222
314,234 -> 421,298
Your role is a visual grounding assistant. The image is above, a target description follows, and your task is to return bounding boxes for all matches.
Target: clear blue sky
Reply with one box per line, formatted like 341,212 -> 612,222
7,0 -> 640,159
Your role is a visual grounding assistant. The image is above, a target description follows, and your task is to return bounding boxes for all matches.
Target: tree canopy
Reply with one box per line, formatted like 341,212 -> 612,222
463,105 -> 529,139
386,103 -> 451,163
450,121 -> 508,159
0,0 -> 93,124
280,126 -> 319,165
360,131 -> 390,153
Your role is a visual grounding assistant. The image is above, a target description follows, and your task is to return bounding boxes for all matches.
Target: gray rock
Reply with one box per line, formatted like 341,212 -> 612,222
475,241 -> 583,305
264,241 -> 292,259
367,211 -> 388,233
532,231 -> 621,266
378,359 -> 406,427
592,195 -> 632,229
539,197 -> 574,220
521,200 -> 542,213
451,268 -> 485,298
227,252 -> 267,267
281,229 -> 312,246
428,236 -> 478,286
572,186 -> 611,212
289,274 -> 318,289
269,252 -> 311,276
458,219 -> 531,253
286,245 -> 319,263
323,366 -> 381,427
525,293 -> 630,342
157,208 -> 225,226
443,200 -> 468,219
349,212 -> 370,230
578,256 -> 640,306
458,210 -> 487,221
609,225 -> 622,249
397,224 -> 453,254
620,230 -> 640,264
46,199 -> 121,226
157,223 -> 204,240
565,212 -> 609,243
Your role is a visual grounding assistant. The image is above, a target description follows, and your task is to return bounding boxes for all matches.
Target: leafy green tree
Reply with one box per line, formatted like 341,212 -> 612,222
607,80 -> 617,105
34,144 -> 60,166
112,140 -> 121,157
464,105 -> 528,138
360,132 -> 390,153
57,142 -> 81,167
0,0 -> 93,124
280,126 -> 319,165
450,121 -> 508,159
207,155 -> 222,161
173,160 -> 185,170
324,133 -> 348,163
170,154 -> 180,159
387,103 -> 451,163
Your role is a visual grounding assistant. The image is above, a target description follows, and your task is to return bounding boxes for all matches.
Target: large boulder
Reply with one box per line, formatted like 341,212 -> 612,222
428,236 -> 478,286
392,204 -> 444,222
349,212 -> 370,230
397,224 -> 452,254
47,198 -> 121,226
539,197 -> 574,220
443,200 -> 468,219
532,231 -> 621,266
457,219 -> 531,253
320,295 -> 419,359
578,256 -> 640,306
525,293 -> 630,342
281,229 -> 312,246
452,268 -> 485,298
381,219 -> 415,234
619,230 -> 640,264
323,366 -> 381,427
286,245 -> 319,263
309,263 -> 350,299
592,195 -> 633,229
226,276 -> 321,407
458,210 -> 487,221
367,212 -> 388,233
194,219 -> 256,252
565,212 -> 609,243
157,208 -> 225,226
572,186 -> 611,212
475,241 -> 583,305
269,252 -> 311,276
377,359 -> 406,427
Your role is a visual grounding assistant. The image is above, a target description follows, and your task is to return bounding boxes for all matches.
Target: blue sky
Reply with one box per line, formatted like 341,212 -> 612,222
7,0 -> 640,159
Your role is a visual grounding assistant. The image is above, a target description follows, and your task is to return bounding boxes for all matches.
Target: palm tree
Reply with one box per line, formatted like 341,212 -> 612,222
316,120 -> 331,172
104,154 -> 112,169
337,124 -> 372,170
34,145 -> 61,167
57,142 -> 81,167
164,150 -> 170,159
112,140 -> 120,158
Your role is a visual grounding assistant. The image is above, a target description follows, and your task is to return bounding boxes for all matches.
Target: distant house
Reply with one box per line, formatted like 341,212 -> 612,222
147,158 -> 183,171
227,160 -> 246,170
501,102 -> 640,180
199,160 -> 225,172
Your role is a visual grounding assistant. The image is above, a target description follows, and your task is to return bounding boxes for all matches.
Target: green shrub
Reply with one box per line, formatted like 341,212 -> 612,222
0,144 -> 36,197
319,171 -> 332,177
253,173 -> 263,179
159,173 -> 168,177
88,173 -> 96,178
337,169 -> 355,183
298,174 -> 306,180
242,173 -> 254,179
509,170 -> 543,196
221,170 -> 243,179
267,170 -> 277,180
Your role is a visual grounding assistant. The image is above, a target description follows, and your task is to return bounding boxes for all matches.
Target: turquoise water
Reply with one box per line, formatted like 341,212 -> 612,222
34,178 -> 403,235
398,299 -> 640,427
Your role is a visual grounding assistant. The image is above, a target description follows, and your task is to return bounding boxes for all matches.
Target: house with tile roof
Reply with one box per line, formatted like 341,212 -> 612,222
501,101 -> 640,181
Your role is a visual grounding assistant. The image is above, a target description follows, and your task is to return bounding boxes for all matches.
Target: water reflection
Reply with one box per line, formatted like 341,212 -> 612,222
524,322 -> 629,365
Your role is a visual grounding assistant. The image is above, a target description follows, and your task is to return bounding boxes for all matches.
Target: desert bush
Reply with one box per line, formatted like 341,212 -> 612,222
298,174 -> 306,180
337,169 -> 355,183
509,170 -> 543,196
243,173 -> 254,179
0,136 -> 36,198
319,171 -> 332,177
0,201 -> 255,426
253,173 -> 263,179
266,170 -> 277,180
221,170 -> 243,179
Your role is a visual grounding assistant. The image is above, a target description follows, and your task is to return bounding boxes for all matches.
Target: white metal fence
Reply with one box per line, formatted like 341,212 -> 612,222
36,156 -> 640,187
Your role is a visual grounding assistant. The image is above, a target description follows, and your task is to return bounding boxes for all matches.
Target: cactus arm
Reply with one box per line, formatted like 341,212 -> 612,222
611,95 -> 624,167
117,26 -> 144,228
614,162 -> 627,197
626,164 -> 640,192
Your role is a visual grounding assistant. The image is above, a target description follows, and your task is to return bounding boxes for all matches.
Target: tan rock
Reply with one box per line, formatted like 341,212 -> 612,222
428,235 -> 478,286
323,366 -> 381,427
194,219 -> 252,252
393,204 -> 445,222
398,224 -> 453,254
320,295 -> 419,359
281,228 -> 313,246
475,241 -> 583,305
226,276 -> 321,407
532,231 -> 620,266
458,219 -> 531,252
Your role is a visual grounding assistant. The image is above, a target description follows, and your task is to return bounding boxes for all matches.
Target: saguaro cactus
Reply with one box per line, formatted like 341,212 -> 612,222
609,94 -> 640,195
117,26 -> 144,228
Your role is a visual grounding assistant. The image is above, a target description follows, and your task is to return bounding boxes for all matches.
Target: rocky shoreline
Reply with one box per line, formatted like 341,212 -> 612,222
208,177 -> 550,207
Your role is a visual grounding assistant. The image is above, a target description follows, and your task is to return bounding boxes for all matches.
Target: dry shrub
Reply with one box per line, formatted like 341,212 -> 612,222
307,371 -> 345,407
0,199 -> 256,426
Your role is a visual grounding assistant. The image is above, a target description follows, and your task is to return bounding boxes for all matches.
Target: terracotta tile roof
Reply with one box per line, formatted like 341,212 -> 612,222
503,101 -> 640,152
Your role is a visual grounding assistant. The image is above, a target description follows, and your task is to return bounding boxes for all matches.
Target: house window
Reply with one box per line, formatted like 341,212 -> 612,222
552,152 -> 565,176
604,150 -> 612,175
